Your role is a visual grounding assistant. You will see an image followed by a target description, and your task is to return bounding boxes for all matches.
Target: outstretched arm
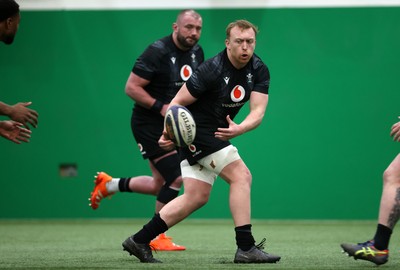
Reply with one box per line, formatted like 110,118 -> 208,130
215,91 -> 268,141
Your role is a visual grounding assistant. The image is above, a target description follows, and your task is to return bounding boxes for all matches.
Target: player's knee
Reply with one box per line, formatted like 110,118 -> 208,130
239,167 -> 252,187
383,165 -> 400,185
157,185 -> 180,204
170,176 -> 183,189
245,168 -> 252,185
196,195 -> 209,208
190,189 -> 210,208
149,180 -> 163,195
153,154 -> 181,186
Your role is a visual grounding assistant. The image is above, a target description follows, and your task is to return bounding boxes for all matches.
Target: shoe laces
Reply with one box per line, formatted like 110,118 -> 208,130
255,238 -> 267,250
357,240 -> 374,247
149,243 -> 158,254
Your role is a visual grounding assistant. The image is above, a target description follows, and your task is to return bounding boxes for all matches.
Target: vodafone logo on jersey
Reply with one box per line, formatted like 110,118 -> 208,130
189,144 -> 196,153
230,85 -> 245,102
180,65 -> 193,81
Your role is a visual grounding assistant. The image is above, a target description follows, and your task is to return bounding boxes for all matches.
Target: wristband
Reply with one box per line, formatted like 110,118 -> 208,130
151,99 -> 163,113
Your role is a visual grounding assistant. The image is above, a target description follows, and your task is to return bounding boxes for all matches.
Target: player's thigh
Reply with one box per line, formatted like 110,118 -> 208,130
219,159 -> 251,185
149,160 -> 166,186
131,114 -> 165,159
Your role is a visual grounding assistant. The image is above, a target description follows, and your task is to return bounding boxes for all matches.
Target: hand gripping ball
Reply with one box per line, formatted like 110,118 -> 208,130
164,105 -> 196,147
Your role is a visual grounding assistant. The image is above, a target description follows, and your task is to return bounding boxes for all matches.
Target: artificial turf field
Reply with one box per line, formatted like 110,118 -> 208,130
0,219 -> 399,269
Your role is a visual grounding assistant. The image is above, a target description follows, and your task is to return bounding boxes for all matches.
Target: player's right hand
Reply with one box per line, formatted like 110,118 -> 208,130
159,131 -> 176,151
10,102 -> 39,129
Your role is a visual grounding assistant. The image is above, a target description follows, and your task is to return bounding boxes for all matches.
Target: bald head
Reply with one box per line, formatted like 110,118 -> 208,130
173,9 -> 203,51
176,9 -> 202,25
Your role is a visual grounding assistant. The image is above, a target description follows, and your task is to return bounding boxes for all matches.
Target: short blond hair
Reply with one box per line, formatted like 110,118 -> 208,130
226,20 -> 259,39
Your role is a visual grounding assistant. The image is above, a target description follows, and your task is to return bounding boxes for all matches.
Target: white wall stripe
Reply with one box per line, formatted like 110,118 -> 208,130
18,0 -> 400,10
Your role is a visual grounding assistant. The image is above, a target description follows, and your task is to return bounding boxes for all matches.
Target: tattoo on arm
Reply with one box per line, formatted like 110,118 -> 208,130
387,187 -> 400,229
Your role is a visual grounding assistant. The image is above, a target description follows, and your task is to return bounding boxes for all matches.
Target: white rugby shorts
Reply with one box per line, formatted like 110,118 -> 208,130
180,145 -> 241,185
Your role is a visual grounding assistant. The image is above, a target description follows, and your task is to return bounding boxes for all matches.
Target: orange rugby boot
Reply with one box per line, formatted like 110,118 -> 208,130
89,172 -> 114,210
150,233 -> 186,251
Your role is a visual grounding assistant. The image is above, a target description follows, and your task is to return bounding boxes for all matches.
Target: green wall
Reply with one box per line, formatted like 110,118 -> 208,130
0,7 -> 399,219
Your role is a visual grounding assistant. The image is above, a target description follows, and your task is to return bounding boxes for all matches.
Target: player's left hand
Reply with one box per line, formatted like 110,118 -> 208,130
0,120 -> 32,144
390,116 -> 400,142
214,115 -> 244,141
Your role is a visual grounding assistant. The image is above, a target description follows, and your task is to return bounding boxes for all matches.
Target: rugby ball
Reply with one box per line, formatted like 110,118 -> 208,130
164,105 -> 196,147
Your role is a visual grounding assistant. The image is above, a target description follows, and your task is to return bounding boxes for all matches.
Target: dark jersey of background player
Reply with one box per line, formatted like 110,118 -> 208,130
131,35 -> 204,159
89,9 -> 204,251
182,49 -> 269,165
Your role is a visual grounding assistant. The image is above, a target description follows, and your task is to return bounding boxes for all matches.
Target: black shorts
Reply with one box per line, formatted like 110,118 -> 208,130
130,107 -> 170,160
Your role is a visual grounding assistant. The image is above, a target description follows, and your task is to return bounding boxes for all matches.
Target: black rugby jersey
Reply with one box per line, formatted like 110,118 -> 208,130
132,35 -> 204,116
182,49 -> 270,165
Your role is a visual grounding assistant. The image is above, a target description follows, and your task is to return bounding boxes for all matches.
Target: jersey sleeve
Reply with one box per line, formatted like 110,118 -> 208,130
252,59 -> 270,95
185,63 -> 212,98
185,57 -> 219,98
132,40 -> 164,81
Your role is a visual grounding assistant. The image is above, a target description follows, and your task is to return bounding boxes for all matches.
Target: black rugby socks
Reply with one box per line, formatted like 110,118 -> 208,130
373,223 -> 392,250
118,177 -> 132,192
235,224 -> 255,251
133,213 -> 168,244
